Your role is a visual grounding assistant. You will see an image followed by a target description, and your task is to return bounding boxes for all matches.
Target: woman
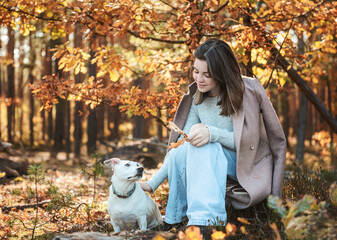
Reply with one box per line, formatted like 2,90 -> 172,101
140,39 -> 286,233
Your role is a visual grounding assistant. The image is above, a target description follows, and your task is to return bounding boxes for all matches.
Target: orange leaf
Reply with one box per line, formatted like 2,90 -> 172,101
237,217 -> 250,225
211,231 -> 226,240
225,223 -> 237,236
168,138 -> 186,150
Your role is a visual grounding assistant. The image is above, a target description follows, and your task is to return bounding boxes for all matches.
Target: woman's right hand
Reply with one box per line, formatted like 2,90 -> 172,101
187,123 -> 210,147
139,182 -> 153,193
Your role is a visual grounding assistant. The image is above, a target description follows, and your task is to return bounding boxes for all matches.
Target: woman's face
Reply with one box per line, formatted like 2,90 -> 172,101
193,58 -> 219,97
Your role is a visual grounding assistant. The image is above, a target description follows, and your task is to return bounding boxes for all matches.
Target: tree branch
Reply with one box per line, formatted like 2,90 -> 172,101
127,30 -> 187,44
265,18 -> 294,88
206,0 -> 230,14
1,200 -> 51,213
272,48 -> 337,133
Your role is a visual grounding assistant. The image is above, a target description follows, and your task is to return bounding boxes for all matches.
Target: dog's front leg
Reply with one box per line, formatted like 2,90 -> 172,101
110,218 -> 122,232
137,216 -> 148,231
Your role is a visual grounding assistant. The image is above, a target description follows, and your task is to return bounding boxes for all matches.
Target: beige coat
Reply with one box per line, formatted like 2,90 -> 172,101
168,76 -> 287,209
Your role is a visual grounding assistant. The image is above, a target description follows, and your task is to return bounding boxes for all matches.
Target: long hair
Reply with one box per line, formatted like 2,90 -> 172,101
193,39 -> 244,116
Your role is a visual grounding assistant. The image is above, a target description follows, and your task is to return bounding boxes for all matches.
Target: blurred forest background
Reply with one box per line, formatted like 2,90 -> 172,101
0,0 -> 336,168
0,0 -> 337,239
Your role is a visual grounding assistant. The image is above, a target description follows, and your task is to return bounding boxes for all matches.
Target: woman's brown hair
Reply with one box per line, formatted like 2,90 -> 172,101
193,39 -> 244,116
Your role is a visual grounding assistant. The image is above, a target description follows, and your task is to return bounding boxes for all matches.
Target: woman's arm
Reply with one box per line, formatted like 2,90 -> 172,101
207,125 -> 235,150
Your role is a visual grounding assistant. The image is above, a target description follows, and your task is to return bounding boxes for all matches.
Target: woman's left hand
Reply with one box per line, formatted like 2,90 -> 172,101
187,123 -> 210,147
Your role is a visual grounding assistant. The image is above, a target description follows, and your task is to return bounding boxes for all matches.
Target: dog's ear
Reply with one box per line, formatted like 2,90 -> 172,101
104,158 -> 121,167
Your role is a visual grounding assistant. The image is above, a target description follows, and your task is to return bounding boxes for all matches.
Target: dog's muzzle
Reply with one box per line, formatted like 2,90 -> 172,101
127,167 -> 144,179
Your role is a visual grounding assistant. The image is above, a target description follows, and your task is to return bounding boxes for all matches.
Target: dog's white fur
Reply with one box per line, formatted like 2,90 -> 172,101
104,158 -> 162,232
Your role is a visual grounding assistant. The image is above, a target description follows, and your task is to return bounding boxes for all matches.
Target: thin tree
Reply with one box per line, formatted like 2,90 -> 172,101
6,26 -> 15,143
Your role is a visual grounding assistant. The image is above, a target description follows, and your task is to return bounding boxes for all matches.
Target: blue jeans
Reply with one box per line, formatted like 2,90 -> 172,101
148,141 -> 237,226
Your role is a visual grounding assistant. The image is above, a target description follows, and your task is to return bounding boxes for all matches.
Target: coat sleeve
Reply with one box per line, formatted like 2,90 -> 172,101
254,80 -> 287,197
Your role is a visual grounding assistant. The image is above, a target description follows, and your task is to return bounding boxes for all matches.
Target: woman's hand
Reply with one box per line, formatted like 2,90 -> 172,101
139,182 -> 153,193
187,123 -> 210,147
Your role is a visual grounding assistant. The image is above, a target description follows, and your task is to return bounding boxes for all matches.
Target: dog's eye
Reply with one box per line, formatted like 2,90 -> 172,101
125,163 -> 130,167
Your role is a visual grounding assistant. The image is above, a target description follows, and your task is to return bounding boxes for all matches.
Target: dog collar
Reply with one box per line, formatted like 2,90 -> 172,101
111,183 -> 136,199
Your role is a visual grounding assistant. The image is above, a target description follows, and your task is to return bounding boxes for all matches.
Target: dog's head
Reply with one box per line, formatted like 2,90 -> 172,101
104,158 -> 144,182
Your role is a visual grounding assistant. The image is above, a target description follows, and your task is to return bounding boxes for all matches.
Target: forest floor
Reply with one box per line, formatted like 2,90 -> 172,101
1,138 -> 337,239
0,152 -> 174,239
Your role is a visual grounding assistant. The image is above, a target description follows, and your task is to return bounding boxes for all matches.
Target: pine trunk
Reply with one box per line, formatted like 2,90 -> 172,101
53,38 -> 66,152
29,34 -> 36,147
87,36 -> 97,154
295,32 -> 307,163
7,26 -> 15,143
18,34 -> 24,142
74,23 -> 84,157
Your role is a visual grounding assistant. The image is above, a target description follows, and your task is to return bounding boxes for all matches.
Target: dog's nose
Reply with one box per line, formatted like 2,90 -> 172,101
137,167 -> 144,173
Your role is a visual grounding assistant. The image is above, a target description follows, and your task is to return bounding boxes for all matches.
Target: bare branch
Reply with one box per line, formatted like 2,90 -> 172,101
265,18 -> 294,88
206,0 -> 230,14
127,30 -> 187,44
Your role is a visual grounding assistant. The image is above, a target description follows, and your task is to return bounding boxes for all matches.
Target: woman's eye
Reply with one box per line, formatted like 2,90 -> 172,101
205,75 -> 211,78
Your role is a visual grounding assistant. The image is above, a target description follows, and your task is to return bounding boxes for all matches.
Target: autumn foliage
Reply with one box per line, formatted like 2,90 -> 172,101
1,0 -> 337,130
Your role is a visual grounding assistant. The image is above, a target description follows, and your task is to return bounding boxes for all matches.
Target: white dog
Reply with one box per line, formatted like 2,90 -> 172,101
104,158 -> 162,232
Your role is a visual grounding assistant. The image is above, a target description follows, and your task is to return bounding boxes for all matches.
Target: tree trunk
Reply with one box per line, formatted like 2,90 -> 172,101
47,39 -> 54,144
29,34 -> 36,147
74,23 -> 83,157
7,26 -> 15,143
108,105 -> 121,141
295,90 -> 307,163
326,72 -> 335,168
74,101 -> 83,156
18,34 -> 24,142
29,71 -> 35,147
53,38 -> 66,152
132,77 -> 150,139
66,101 -> 71,159
54,97 -> 66,152
87,109 -> 97,154
280,91 -> 289,146
96,36 -> 107,140
243,10 -> 254,78
295,32 -> 307,163
87,35 -> 97,154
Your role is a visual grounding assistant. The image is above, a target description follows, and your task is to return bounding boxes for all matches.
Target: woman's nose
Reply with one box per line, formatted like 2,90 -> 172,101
196,74 -> 204,82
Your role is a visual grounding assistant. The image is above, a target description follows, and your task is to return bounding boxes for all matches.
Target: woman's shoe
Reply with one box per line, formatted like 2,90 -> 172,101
156,221 -> 183,231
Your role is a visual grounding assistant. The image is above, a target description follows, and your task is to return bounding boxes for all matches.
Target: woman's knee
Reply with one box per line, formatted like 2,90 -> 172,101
166,142 -> 188,168
189,142 -> 221,155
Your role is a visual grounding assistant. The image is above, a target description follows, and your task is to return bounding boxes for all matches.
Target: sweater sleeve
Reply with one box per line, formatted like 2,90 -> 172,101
146,159 -> 169,192
208,125 -> 236,150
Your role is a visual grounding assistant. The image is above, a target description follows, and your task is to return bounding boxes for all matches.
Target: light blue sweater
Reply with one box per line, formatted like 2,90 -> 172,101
147,96 -> 235,192
181,96 -> 235,150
